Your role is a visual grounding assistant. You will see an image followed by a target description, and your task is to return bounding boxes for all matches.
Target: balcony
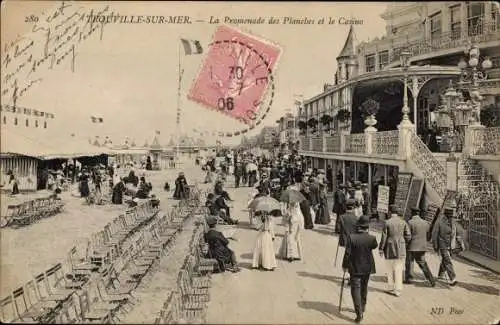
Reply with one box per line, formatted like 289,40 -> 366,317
385,18 -> 500,67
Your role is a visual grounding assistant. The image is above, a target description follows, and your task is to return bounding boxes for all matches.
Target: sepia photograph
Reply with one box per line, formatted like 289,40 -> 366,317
1,1 -> 499,324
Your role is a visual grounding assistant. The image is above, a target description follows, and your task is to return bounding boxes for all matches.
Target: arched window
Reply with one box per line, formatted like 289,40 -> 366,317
26,119 -> 29,127
14,117 -> 18,125
44,121 -> 47,128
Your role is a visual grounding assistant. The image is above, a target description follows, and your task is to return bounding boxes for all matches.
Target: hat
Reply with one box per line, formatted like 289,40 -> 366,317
389,204 -> 398,213
346,198 -> 356,208
206,216 -> 217,226
411,207 -> 420,214
362,183 -> 368,187
318,169 -> 325,174
355,183 -> 361,189
357,215 -> 370,229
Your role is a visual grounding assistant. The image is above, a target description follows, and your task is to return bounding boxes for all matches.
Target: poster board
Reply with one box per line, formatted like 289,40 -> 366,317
376,185 -> 390,213
403,178 -> 425,220
393,173 -> 413,216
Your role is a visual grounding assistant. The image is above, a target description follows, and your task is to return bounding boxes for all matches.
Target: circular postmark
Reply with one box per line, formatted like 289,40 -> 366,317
199,38 -> 276,138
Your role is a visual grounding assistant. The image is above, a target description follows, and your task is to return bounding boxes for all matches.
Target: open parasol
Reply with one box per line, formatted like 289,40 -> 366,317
279,189 -> 306,204
248,196 -> 282,216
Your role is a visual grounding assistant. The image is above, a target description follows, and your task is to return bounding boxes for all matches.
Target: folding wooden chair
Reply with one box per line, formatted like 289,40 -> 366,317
178,269 -> 209,301
94,277 -> 134,313
23,280 -> 60,320
12,286 -> 51,323
120,248 -> 150,284
0,295 -> 17,323
185,255 -> 211,289
67,246 -> 97,280
193,243 -> 218,274
44,264 -> 78,298
101,266 -> 138,298
176,271 -> 207,311
76,290 -> 113,324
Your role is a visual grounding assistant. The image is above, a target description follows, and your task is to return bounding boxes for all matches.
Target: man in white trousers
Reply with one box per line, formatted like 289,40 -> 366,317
379,204 -> 411,297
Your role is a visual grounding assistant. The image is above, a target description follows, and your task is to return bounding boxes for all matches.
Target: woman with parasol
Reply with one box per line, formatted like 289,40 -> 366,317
250,196 -> 281,271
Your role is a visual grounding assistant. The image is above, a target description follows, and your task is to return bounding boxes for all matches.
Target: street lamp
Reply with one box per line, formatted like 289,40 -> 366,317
400,50 -> 412,125
457,45 -> 493,125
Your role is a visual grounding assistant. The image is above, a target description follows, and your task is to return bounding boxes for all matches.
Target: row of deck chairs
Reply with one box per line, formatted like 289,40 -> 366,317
155,222 -> 219,324
0,200 -> 192,324
2,196 -> 65,228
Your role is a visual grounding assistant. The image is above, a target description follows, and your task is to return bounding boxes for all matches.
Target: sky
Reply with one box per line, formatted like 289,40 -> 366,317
1,1 -> 389,146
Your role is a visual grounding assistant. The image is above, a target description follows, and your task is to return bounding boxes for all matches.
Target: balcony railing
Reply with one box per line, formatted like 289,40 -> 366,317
344,134 -> 366,154
372,131 -> 399,156
325,135 -> 341,153
311,137 -> 323,151
387,18 -> 499,65
467,126 -> 500,156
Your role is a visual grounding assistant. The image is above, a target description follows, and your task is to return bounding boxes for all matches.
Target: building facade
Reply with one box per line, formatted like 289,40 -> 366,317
298,2 -> 500,261
276,113 -> 300,154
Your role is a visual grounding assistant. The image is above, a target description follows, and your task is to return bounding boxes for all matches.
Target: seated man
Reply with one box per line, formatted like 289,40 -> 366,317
206,193 -> 238,225
214,194 -> 238,225
204,217 -> 240,273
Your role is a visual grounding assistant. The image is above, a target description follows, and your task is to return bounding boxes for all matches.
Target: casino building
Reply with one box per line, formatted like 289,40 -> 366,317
295,2 -> 500,262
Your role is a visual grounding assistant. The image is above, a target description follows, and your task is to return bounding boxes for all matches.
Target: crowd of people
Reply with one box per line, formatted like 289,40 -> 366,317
193,149 -> 467,324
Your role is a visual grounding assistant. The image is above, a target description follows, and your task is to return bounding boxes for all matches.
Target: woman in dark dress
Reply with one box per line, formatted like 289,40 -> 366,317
299,186 -> 314,229
79,173 -> 90,198
173,172 -> 189,200
204,217 -> 239,272
314,182 -> 330,225
125,171 -> 139,187
146,156 -> 153,170
112,178 -> 125,204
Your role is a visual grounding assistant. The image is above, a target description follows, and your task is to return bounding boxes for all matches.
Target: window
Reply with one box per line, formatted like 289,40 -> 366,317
467,2 -> 485,36
379,50 -> 389,70
14,117 -> 18,125
35,120 -> 39,128
25,119 -> 29,127
450,5 -> 461,40
392,47 -> 402,62
44,121 -> 47,128
365,54 -> 375,72
492,3 -> 499,31
430,12 -> 442,42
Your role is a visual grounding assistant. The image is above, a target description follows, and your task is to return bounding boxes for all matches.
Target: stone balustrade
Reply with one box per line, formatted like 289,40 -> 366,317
344,134 -> 366,154
465,126 -> 500,156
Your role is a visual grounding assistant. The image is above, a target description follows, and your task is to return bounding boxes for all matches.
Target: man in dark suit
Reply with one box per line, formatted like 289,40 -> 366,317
339,199 -> 359,248
333,184 -> 347,234
405,207 -> 436,286
432,207 -> 464,286
342,215 -> 378,323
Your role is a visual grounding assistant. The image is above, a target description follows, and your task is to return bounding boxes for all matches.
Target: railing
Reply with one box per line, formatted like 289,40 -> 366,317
386,18 -> 499,65
300,136 -> 310,151
325,135 -> 341,153
372,131 -> 399,156
311,137 -> 323,152
344,134 -> 365,154
409,131 -> 447,199
469,126 -> 500,155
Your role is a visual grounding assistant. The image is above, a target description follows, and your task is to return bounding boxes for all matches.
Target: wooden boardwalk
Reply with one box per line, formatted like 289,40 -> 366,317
206,185 -> 500,324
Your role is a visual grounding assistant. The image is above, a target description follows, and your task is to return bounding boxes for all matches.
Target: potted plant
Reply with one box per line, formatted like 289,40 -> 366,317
321,114 -> 334,132
337,109 -> 351,123
307,118 -> 318,134
359,98 -> 380,129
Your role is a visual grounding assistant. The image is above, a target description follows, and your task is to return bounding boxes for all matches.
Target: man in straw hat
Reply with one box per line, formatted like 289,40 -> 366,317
342,215 -> 377,323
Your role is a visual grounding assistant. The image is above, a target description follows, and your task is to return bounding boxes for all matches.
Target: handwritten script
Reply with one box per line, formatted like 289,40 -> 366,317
1,1 -> 112,108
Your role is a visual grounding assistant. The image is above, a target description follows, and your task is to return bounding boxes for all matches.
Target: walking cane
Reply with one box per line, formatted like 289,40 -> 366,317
339,270 -> 346,312
334,242 -> 340,267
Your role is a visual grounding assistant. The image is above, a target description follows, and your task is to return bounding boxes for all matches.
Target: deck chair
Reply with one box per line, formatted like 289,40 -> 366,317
76,290 -> 113,324
178,269 -> 209,301
12,286 -> 49,323
0,295 -> 17,323
23,280 -> 60,320
185,255 -> 211,289
176,271 -> 207,310
67,246 -> 97,280
44,264 -> 78,299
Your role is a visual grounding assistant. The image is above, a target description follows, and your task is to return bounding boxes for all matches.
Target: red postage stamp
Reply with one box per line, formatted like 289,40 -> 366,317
187,25 -> 281,124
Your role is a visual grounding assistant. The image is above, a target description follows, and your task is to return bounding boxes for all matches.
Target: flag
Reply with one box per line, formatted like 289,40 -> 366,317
156,130 -> 160,135
180,39 -> 203,55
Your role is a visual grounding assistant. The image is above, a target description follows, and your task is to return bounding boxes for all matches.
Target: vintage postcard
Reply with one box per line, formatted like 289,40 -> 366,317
1,1 -> 499,324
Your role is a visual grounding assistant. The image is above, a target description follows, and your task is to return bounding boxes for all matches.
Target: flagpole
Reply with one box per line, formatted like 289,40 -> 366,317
176,39 -> 182,160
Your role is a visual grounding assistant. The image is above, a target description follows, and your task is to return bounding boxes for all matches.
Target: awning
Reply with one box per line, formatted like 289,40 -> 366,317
1,129 -> 114,160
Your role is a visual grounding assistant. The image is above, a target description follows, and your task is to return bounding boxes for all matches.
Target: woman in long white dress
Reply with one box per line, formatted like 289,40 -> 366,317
279,202 -> 304,261
252,213 -> 277,271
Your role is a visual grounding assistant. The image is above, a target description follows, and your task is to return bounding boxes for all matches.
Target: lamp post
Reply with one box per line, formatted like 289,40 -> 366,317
400,50 -> 413,126
457,45 -> 493,126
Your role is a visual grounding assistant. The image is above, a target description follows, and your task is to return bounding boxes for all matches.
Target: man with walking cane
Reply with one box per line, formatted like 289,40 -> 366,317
341,215 -> 378,323
335,199 -> 358,273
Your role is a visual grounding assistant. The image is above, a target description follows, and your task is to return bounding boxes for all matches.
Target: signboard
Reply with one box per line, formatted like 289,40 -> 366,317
423,203 -> 440,223
377,185 -> 390,213
403,178 -> 425,220
393,173 -> 413,216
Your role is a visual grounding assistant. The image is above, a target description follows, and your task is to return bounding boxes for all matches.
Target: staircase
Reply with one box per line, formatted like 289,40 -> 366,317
457,159 -> 499,260
406,131 -> 500,260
